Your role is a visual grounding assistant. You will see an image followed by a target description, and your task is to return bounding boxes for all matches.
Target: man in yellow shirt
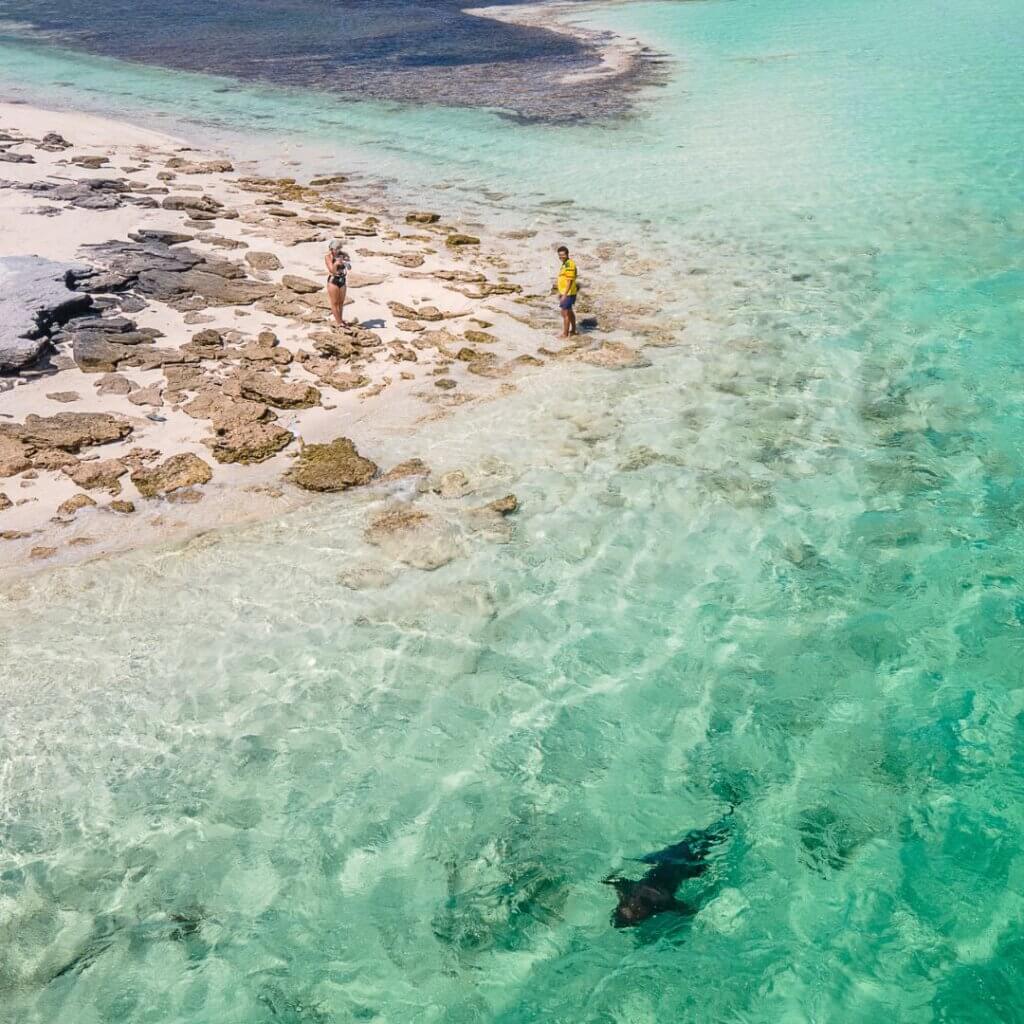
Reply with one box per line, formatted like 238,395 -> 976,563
556,245 -> 578,340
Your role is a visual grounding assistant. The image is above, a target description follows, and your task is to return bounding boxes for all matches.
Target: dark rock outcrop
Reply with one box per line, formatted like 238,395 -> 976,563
0,257 -> 94,371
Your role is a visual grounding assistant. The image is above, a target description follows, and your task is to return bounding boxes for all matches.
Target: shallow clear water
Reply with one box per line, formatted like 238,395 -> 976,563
3,0 -> 1024,1020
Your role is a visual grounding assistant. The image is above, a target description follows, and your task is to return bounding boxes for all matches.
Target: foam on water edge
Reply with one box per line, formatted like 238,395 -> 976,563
2,0 -> 1024,1019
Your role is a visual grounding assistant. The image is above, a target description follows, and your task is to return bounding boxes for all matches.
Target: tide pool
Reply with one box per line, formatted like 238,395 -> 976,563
2,0 -> 1024,1020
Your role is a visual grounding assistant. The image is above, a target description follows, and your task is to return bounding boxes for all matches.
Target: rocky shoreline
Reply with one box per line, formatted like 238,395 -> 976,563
0,102 -> 672,580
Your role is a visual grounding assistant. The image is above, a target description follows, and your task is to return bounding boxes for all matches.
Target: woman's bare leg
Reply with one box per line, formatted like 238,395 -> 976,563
327,281 -> 345,326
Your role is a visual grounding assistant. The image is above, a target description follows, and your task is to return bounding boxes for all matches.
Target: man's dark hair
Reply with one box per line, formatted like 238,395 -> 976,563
557,245 -> 569,256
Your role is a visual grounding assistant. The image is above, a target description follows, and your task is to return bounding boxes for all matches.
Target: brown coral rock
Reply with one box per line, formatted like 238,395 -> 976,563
56,493 -> 97,518
282,274 -> 321,294
204,422 -> 293,465
4,413 -> 131,452
287,437 -> 377,492
131,453 -> 213,497
229,370 -> 320,409
245,250 -> 283,271
66,459 -> 128,493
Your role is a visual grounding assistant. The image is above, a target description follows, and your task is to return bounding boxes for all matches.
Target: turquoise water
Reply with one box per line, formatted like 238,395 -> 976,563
3,0 -> 1024,1020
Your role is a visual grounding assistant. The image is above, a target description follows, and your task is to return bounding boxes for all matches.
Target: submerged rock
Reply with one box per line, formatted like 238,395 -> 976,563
131,452 -> 213,497
381,458 -> 432,482
577,342 -> 651,370
363,505 -> 461,570
287,437 -> 377,491
482,494 -> 519,516
437,470 -> 471,498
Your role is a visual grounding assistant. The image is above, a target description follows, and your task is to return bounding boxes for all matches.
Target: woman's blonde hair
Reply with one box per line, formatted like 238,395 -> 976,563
329,238 -> 346,253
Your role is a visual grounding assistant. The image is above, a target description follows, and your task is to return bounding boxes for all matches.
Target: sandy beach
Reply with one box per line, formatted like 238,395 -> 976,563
0,100 -> 669,580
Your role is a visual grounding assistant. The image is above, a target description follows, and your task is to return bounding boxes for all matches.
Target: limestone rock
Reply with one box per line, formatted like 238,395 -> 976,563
31,449 -> 78,471
388,301 -> 444,322
245,250 -> 283,271
73,334 -> 141,373
446,233 -> 480,247
406,212 -> 440,224
56,493 -> 97,518
432,270 -> 487,283
30,546 -> 57,560
46,391 -> 80,403
381,458 -> 431,482
225,370 -> 318,409
37,132 -> 72,152
165,157 -> 234,174
364,506 -> 430,544
142,268 -> 275,306
282,274 -> 321,294
127,385 -> 164,408
109,499 -> 135,514
0,256 -> 93,371
162,194 -> 223,214
437,470 -> 471,498
3,412 -> 131,452
301,357 -> 369,391
182,391 -> 269,431
347,271 -> 387,289
204,421 -> 293,464
0,492 -> 11,510
577,342 -> 651,370
464,330 -> 496,345
387,253 -> 425,269
482,494 -> 518,515
456,347 -> 492,363
363,505 -> 460,570
70,155 -> 107,168
162,365 -> 206,394
131,452 -> 213,497
66,458 -> 128,493
287,437 -> 377,491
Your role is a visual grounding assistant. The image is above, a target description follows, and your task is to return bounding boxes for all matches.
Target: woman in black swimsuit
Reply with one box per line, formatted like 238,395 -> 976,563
324,239 -> 351,327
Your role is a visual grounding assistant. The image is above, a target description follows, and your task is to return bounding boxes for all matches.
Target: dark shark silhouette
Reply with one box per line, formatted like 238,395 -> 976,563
603,817 -> 731,928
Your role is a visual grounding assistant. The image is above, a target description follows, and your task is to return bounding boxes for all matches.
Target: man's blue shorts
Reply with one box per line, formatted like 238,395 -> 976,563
559,293 -> 577,310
